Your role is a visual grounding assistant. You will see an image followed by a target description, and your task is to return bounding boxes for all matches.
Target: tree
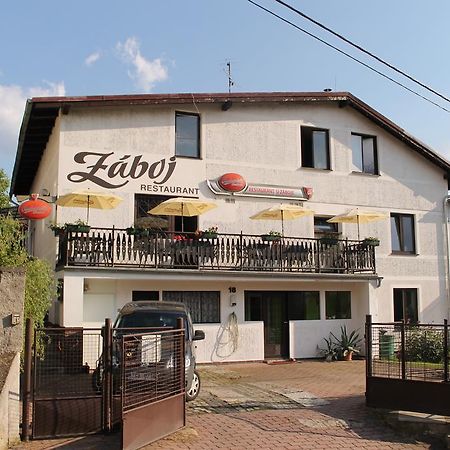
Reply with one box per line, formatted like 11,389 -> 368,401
0,200 -> 55,331
0,169 -> 10,208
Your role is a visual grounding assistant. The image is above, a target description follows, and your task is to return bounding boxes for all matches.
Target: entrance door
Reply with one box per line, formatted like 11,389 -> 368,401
245,292 -> 289,359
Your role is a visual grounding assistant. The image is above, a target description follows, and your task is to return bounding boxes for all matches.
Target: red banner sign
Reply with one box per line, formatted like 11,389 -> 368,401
207,174 -> 312,201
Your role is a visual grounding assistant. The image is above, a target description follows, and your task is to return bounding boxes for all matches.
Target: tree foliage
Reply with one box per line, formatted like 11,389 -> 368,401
0,215 -> 55,329
0,169 -> 10,208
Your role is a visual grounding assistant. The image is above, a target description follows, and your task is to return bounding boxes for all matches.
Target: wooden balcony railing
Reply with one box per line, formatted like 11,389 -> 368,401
56,228 -> 377,274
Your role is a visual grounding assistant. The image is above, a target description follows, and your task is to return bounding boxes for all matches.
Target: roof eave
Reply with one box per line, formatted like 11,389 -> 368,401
10,99 -> 34,197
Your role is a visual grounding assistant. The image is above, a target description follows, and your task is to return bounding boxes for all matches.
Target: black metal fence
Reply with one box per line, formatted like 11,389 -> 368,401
365,315 -> 450,415
121,329 -> 185,411
56,228 -> 376,274
22,318 -> 185,446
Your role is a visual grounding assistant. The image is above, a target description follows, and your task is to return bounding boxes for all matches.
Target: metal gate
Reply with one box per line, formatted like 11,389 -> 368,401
22,318 -> 185,448
121,324 -> 186,450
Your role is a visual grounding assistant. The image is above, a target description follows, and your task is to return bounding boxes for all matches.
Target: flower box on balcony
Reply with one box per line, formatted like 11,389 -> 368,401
126,227 -> 150,237
65,224 -> 91,233
261,234 -> 282,242
319,236 -> 339,246
362,237 -> 380,247
201,232 -> 218,239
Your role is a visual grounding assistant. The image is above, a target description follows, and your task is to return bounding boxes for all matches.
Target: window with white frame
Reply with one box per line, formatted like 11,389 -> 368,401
351,133 -> 378,175
393,288 -> 418,323
301,126 -> 330,169
175,112 -> 200,158
325,291 -> 351,319
390,213 -> 415,254
163,291 -> 220,323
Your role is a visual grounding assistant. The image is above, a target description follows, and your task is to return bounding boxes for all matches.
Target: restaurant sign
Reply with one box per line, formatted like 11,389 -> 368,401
65,151 -> 200,195
207,173 -> 313,201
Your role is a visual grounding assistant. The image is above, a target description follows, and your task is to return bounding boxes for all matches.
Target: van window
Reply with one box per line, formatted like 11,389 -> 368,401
117,311 -> 190,339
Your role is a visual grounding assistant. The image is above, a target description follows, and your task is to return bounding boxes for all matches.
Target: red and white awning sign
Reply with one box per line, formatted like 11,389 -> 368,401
207,173 -> 312,201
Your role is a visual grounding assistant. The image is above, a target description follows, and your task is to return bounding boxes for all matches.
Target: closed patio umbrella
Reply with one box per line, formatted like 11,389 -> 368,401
250,204 -> 314,236
56,190 -> 123,223
148,197 -> 217,232
327,208 -> 388,239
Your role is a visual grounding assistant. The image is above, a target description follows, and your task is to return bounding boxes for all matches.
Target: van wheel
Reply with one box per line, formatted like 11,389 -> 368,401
186,370 -> 200,402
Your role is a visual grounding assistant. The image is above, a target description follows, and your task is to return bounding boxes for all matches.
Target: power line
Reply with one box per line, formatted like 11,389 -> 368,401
272,0 -> 450,105
247,0 -> 450,113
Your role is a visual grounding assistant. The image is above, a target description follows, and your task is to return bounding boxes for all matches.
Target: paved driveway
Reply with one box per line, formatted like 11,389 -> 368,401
16,360 -> 433,449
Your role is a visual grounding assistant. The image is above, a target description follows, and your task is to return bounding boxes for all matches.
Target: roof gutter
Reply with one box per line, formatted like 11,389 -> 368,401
10,99 -> 34,198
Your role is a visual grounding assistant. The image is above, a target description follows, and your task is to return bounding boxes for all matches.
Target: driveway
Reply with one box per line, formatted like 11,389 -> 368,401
15,360 -> 434,449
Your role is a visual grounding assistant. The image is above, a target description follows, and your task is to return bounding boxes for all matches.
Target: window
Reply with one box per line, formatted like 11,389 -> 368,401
287,292 -> 320,320
245,294 -> 263,321
132,291 -> 159,301
314,216 -> 338,236
175,112 -> 200,158
301,127 -> 330,169
134,194 -> 198,232
326,291 -> 351,319
163,291 -> 220,323
393,288 -> 418,323
390,213 -> 415,254
244,291 -> 320,321
351,134 -> 378,174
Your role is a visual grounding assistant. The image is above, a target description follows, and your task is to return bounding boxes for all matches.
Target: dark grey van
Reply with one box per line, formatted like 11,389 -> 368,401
113,301 -> 205,401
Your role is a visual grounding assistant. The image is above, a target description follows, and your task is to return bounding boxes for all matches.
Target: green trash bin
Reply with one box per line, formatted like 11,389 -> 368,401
379,333 -> 395,360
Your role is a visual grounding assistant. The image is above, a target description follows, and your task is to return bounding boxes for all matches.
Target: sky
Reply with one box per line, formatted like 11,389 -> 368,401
1,0 -> 450,177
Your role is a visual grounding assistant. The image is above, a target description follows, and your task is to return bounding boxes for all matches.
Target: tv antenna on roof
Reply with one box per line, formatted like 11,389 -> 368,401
226,61 -> 234,93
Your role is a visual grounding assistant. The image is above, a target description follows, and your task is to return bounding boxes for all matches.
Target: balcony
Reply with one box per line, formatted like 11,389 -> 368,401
56,228 -> 377,275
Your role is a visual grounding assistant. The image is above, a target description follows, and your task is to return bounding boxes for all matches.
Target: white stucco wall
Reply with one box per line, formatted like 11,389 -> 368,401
58,273 -> 373,360
23,98 -> 450,360
29,117 -> 61,265
0,353 -> 20,450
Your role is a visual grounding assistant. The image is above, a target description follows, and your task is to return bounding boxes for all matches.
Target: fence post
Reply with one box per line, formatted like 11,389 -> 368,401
365,315 -> 372,378
155,231 -> 159,268
102,318 -> 113,433
400,319 -> 406,380
21,318 -> 34,441
239,232 -> 243,271
177,318 -> 185,393
111,226 -> 115,267
316,240 -> 321,273
444,319 -> 449,383
372,246 -> 377,274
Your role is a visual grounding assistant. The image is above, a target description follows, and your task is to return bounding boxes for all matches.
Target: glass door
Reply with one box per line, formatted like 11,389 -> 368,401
245,291 -> 289,359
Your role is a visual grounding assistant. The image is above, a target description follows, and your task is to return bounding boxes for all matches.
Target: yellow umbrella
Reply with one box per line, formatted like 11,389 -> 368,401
148,197 -> 217,232
56,190 -> 123,222
327,208 -> 388,239
250,204 -> 314,236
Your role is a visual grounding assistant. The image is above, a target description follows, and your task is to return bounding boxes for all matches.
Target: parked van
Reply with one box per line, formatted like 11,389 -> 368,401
113,301 -> 205,401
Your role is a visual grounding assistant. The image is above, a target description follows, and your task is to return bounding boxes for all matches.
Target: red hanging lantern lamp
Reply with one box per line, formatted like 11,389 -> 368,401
18,194 -> 52,220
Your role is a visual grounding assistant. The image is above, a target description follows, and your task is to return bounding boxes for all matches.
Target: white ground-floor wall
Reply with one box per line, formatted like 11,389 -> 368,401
48,270 -> 447,363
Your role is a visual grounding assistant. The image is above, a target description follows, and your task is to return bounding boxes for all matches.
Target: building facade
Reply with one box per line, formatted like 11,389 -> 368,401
11,92 -> 450,362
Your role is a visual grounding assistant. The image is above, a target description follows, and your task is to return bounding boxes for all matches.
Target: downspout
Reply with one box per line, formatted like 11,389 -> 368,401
444,194 -> 450,320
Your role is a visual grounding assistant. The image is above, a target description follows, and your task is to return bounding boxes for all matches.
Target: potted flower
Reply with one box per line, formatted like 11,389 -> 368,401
49,223 -> 66,237
64,219 -> 91,234
330,326 -> 362,361
319,233 -> 339,246
126,226 -> 150,237
201,226 -> 219,239
362,237 -> 380,247
261,230 -> 282,241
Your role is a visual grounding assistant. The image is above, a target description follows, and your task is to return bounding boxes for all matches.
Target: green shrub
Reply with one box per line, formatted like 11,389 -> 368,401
405,328 -> 444,363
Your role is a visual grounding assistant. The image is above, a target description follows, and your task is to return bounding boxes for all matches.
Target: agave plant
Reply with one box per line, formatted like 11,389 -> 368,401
330,326 -> 362,360
318,335 -> 339,362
